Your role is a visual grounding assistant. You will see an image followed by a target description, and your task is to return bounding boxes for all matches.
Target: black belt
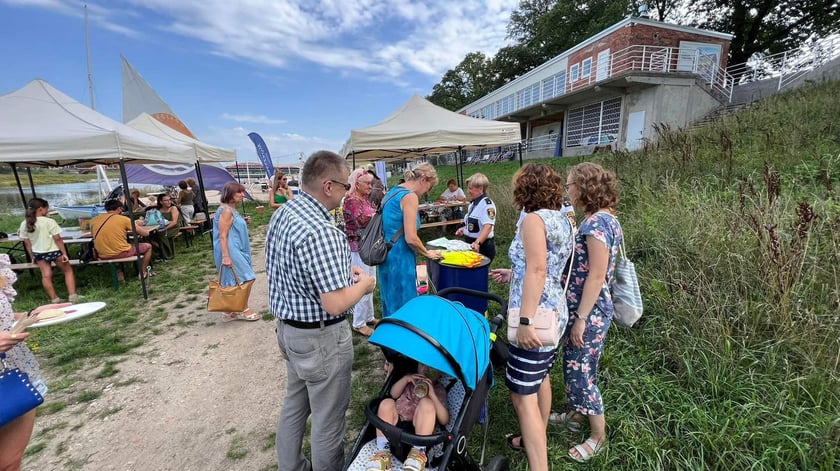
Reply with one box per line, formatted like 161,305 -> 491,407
281,316 -> 346,329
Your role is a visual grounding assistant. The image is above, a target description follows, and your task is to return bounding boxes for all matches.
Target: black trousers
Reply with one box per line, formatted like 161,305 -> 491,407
464,236 -> 495,261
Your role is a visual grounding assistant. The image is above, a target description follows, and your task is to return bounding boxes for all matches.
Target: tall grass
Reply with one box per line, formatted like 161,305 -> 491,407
353,81 -> 840,469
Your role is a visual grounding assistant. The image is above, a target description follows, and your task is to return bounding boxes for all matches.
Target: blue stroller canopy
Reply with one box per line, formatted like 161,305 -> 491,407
369,296 -> 491,391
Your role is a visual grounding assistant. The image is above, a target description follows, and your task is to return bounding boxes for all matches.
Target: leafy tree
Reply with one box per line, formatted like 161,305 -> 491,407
487,44 -> 544,90
427,52 -> 493,111
689,0 -> 840,66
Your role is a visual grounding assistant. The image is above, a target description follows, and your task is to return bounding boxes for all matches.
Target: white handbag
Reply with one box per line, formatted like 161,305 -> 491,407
611,241 -> 643,327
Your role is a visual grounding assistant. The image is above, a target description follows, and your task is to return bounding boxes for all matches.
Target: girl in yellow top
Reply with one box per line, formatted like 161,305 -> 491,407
18,198 -> 80,303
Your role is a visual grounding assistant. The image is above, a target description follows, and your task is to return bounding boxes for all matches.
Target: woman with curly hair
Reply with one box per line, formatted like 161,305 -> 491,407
18,198 -> 80,303
553,162 -> 623,463
489,163 -> 574,471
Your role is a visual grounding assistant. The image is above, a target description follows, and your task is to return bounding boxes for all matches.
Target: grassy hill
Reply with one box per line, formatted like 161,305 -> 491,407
388,80 -> 840,469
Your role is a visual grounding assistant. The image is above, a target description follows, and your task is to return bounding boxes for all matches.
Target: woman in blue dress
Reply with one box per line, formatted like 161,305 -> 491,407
378,163 -> 443,318
490,163 -> 574,471
213,182 -> 258,321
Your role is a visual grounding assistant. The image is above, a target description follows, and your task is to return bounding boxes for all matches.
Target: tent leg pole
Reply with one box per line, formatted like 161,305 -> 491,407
11,164 -> 27,210
120,159 -> 148,300
25,167 -> 36,199
194,161 -> 209,220
518,142 -> 523,167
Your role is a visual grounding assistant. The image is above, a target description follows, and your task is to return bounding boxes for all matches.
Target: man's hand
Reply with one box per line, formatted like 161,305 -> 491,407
352,266 -> 375,294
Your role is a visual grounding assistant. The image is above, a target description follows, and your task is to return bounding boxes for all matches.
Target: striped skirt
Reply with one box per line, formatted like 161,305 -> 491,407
504,343 -> 559,395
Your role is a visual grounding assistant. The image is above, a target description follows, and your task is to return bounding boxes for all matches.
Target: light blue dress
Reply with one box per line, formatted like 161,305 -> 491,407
378,187 -> 416,317
213,206 -> 255,286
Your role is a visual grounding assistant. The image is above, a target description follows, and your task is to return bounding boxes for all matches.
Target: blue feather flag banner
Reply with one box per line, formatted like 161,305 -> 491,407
248,132 -> 274,178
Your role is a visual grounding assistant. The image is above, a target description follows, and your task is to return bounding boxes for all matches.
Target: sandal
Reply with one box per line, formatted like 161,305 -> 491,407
222,310 -> 260,322
549,411 -> 583,432
353,325 -> 374,336
505,433 -> 525,452
568,437 -> 605,463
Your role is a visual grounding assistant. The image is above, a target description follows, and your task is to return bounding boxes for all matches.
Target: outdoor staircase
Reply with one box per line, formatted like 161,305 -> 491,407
688,102 -> 751,130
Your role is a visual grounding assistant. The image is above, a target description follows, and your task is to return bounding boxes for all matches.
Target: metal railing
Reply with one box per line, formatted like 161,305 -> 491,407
725,35 -> 840,92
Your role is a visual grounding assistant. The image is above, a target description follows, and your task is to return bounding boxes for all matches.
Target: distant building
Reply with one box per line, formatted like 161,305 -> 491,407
460,17 -> 733,157
225,162 -> 267,180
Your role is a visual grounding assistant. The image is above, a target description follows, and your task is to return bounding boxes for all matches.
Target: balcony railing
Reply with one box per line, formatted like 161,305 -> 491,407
725,35 -> 840,92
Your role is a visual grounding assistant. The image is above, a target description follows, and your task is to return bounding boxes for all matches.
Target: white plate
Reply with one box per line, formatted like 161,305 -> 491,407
29,302 -> 107,328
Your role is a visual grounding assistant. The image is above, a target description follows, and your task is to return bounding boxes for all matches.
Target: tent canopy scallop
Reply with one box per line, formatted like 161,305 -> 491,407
342,95 -> 521,163
0,79 -> 195,166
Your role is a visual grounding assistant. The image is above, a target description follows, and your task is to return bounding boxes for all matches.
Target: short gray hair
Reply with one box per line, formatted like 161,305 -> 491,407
300,150 -> 349,190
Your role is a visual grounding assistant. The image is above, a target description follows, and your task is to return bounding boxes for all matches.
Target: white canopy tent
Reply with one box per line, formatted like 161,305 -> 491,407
126,112 -> 236,163
0,80 -> 195,166
342,95 -> 521,162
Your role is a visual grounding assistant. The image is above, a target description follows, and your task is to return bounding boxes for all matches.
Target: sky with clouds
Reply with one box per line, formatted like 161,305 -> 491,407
0,0 -> 519,164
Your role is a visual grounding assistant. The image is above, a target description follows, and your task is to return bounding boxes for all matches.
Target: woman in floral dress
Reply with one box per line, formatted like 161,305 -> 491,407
559,162 -> 623,462
343,168 -> 377,336
490,163 -> 574,471
0,253 -> 70,468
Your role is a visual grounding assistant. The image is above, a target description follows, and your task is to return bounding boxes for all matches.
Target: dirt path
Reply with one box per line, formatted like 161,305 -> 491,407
24,228 -> 285,471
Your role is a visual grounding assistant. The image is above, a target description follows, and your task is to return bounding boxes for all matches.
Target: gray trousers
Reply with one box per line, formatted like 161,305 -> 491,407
276,320 -> 353,471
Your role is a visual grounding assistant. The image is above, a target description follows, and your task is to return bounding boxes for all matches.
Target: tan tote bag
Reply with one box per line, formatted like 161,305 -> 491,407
207,265 -> 254,313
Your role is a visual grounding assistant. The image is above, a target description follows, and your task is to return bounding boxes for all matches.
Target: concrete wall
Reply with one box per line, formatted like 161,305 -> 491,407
731,55 -> 840,104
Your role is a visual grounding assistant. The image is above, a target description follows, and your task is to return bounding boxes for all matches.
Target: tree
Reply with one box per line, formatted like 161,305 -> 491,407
488,44 -> 544,90
689,0 -> 840,66
427,52 -> 494,111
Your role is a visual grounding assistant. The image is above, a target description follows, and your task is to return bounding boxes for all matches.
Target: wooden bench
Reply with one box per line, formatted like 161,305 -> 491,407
11,256 -> 141,290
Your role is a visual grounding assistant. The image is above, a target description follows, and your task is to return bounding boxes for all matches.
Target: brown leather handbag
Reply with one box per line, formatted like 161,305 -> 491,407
207,265 -> 254,312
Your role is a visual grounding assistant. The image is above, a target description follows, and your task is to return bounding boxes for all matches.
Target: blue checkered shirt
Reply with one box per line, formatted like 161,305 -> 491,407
265,191 -> 353,322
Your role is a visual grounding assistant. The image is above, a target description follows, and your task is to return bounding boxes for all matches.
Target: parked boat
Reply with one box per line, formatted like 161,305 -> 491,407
54,205 -> 105,221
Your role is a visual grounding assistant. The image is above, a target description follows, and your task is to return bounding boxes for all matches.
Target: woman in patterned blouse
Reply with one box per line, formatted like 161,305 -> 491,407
342,168 -> 378,336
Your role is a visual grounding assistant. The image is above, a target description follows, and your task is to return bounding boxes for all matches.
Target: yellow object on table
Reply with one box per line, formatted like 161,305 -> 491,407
440,250 -> 484,268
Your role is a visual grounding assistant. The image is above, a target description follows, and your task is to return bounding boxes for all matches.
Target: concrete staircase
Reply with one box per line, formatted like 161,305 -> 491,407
688,102 -> 751,130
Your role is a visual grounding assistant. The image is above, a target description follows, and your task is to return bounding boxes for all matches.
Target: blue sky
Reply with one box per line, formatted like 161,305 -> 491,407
0,0 -> 518,165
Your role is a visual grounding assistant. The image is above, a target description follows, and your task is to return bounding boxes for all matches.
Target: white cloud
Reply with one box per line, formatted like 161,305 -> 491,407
220,113 -> 288,125
203,125 -> 343,165
4,0 -> 520,83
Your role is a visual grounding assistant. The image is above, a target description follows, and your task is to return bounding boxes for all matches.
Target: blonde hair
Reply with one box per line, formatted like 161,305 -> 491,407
403,163 -> 438,185
347,168 -> 371,196
466,173 -> 489,191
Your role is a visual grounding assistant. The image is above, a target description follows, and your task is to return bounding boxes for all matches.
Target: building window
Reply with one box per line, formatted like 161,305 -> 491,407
570,63 -> 580,82
556,71 -> 567,95
542,77 -> 555,100
581,57 -> 592,78
565,97 -> 622,148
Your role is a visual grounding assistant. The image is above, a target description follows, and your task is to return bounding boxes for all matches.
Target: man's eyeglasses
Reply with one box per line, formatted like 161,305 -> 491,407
328,179 -> 351,191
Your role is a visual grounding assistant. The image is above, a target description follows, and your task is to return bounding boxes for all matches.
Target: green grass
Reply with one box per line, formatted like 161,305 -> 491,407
6,81 -> 839,469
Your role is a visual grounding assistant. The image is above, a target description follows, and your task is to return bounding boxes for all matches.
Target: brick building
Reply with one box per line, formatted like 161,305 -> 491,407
460,17 -> 733,157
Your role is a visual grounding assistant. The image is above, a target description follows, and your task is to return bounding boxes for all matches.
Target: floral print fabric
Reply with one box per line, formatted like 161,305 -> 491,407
563,212 -> 623,415
0,254 -> 47,395
343,195 -> 376,252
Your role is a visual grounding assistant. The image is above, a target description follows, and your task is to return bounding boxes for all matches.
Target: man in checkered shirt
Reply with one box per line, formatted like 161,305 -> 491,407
266,150 -> 375,471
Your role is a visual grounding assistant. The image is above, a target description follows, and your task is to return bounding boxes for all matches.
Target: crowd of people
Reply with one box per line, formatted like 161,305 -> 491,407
3,150 -> 624,470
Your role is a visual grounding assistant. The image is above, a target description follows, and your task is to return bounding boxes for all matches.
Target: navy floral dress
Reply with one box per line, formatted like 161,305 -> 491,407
562,212 -> 623,415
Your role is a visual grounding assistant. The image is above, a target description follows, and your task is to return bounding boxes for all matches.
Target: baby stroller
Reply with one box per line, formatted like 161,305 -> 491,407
344,287 -> 509,471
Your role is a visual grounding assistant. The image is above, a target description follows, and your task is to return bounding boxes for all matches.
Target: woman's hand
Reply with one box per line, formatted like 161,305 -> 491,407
516,324 -> 543,350
222,255 -> 232,267
469,241 -> 479,252
490,268 -> 511,284
61,254 -> 69,263
0,331 -> 29,352
32,303 -> 72,316
570,317 -> 586,348
426,250 -> 443,260
455,227 -> 464,237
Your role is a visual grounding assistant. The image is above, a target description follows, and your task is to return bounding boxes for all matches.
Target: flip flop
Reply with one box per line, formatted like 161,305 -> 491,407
505,433 -> 525,452
549,411 -> 583,432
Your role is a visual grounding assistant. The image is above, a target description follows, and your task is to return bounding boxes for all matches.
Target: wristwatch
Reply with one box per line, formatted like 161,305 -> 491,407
519,317 -> 533,326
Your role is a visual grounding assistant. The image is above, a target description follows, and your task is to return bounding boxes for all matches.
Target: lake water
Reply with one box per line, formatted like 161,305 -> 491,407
0,180 -> 163,216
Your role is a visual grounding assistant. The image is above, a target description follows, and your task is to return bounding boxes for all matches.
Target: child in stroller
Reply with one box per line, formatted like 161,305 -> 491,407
367,363 -> 449,471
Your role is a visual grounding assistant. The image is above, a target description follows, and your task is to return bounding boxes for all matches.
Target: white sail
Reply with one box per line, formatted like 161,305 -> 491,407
121,55 -> 196,138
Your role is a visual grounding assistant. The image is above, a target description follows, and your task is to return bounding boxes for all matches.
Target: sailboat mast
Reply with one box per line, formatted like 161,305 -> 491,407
85,5 -> 96,110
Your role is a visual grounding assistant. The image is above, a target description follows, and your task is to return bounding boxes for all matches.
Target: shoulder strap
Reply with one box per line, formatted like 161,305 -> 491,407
381,188 -> 410,245
562,222 -> 576,297
92,214 -> 117,240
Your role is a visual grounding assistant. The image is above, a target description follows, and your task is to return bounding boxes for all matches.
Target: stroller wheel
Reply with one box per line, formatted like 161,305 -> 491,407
483,455 -> 508,471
